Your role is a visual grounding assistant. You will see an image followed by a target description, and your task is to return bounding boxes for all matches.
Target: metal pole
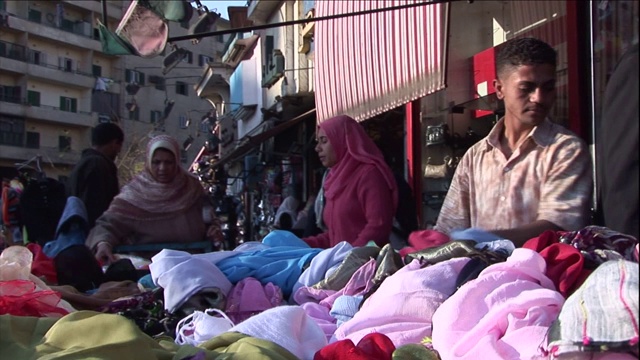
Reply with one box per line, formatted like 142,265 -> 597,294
168,0 -> 465,42
101,0 -> 107,26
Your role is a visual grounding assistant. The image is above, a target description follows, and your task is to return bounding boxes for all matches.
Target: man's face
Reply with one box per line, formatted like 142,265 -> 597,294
494,63 -> 557,127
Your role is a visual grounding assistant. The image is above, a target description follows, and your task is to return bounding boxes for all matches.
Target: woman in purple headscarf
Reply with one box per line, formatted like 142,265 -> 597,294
87,135 -> 220,263
304,115 -> 398,248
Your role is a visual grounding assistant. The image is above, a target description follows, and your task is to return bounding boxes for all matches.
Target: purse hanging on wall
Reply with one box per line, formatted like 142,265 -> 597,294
424,156 -> 452,179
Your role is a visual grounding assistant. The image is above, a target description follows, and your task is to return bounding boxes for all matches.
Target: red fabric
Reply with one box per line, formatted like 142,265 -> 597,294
538,243 -> 584,298
304,116 -> 398,248
522,229 -> 560,251
399,229 -> 451,258
314,332 -> 396,360
0,280 -> 69,317
27,243 -> 57,284
523,230 -> 589,298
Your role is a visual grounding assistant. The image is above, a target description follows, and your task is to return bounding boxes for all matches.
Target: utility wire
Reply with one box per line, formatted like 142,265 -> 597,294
168,0 -> 466,42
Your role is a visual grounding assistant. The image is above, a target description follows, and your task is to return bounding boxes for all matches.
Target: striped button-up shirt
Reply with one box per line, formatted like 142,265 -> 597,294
435,118 -> 593,235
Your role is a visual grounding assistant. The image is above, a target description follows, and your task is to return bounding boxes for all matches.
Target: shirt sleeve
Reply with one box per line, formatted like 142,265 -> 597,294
537,138 -> 593,231
435,154 -> 472,235
303,232 -> 332,249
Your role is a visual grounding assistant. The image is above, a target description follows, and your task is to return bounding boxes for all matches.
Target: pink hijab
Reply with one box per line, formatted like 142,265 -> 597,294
319,115 -> 398,209
115,135 -> 205,216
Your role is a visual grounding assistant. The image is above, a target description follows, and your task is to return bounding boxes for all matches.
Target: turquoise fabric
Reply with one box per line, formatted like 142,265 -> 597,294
217,245 -> 322,298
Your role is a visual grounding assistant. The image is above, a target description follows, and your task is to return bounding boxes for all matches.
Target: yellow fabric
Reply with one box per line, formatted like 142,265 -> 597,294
0,312 -> 299,360
199,332 -> 300,360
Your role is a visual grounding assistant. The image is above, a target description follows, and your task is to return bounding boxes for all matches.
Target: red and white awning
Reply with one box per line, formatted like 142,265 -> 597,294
315,0 -> 449,123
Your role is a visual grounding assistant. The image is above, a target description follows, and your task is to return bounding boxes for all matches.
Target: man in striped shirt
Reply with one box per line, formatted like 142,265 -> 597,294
435,38 -> 593,247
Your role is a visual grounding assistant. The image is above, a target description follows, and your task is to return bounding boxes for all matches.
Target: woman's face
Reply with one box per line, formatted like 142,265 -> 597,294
150,148 -> 177,183
315,127 -> 337,167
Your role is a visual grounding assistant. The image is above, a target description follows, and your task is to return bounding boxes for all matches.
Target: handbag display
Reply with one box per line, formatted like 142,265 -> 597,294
423,156 -> 452,179
425,123 -> 447,146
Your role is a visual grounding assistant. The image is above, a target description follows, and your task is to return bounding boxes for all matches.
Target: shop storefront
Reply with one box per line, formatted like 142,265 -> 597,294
313,0 -> 637,228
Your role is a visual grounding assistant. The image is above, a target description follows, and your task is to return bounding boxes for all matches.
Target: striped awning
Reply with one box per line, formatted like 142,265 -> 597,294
315,0 -> 450,123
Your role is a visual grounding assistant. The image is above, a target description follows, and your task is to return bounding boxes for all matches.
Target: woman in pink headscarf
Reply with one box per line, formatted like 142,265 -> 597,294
304,115 -> 398,249
87,135 -> 220,263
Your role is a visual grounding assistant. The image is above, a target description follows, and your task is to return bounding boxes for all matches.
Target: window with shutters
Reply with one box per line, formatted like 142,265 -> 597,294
92,65 -> 102,77
125,69 -> 145,85
59,135 -> 71,152
149,75 -> 166,91
59,57 -> 74,72
29,50 -> 45,65
0,115 -> 24,147
26,131 -> 40,149
263,35 -> 274,76
27,90 -> 40,106
0,85 -> 22,104
199,54 -> 213,67
150,110 -> 162,124
59,96 -> 77,112
28,8 -> 41,23
176,81 -> 188,96
129,106 -> 139,121
182,50 -> 193,64
179,114 -> 188,129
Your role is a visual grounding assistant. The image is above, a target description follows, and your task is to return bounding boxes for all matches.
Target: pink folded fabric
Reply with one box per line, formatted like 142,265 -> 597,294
224,276 -> 283,324
431,248 -> 565,360
333,257 -> 470,347
300,259 -> 377,340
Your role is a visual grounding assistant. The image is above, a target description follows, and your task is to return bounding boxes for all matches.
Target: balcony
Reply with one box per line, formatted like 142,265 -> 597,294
0,144 -> 81,166
0,40 -> 96,89
0,100 -> 97,128
222,33 -> 259,68
62,0 -> 123,20
247,0 -> 282,24
195,65 -> 231,102
4,12 -> 101,52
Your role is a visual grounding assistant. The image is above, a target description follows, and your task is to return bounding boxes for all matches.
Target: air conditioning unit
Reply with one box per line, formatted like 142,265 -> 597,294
262,49 -> 285,88
74,21 -> 92,36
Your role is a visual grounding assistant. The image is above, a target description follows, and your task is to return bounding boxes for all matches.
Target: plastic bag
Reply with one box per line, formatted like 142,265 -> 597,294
0,279 -> 69,317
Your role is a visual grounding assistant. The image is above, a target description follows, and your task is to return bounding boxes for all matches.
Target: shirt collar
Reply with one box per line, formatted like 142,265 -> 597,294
482,117 -> 555,151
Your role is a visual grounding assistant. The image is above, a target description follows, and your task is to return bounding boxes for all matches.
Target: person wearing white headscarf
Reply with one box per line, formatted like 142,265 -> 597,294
274,196 -> 300,230
87,135 -> 220,264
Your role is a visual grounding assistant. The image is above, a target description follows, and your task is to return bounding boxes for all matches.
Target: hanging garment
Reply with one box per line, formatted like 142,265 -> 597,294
20,178 -> 66,246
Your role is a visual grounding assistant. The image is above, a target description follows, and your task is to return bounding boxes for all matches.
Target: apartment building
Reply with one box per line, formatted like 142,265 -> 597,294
0,0 -> 231,182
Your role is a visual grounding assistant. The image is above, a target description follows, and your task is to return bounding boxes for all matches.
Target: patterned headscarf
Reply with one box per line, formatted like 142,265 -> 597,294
115,135 -> 205,215
319,115 -> 398,209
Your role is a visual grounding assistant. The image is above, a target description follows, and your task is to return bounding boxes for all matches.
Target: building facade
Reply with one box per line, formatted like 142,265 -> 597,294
0,0 -> 232,183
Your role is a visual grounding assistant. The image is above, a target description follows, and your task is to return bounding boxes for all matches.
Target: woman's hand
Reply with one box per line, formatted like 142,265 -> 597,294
95,241 -> 117,266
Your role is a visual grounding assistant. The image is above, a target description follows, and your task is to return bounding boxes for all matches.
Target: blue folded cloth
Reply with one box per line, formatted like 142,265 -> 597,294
450,228 -> 502,243
43,196 -> 89,258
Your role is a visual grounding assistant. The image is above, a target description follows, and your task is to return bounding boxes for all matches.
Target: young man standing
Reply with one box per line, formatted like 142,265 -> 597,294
435,37 -> 593,246
67,122 -> 124,229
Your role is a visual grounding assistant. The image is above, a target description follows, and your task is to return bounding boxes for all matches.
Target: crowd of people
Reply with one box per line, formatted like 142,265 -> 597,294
1,37 -> 638,359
